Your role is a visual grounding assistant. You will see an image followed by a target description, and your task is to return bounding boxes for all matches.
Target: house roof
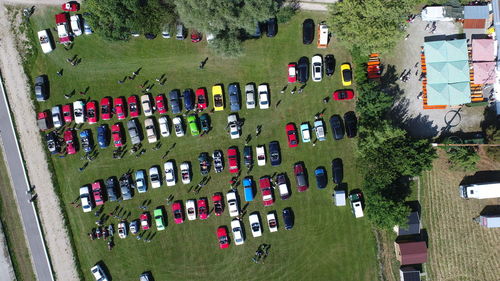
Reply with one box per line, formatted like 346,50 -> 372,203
464,19 -> 486,29
395,241 -> 428,265
464,5 -> 489,19
398,211 -> 420,236
472,39 -> 495,61
473,61 -> 496,84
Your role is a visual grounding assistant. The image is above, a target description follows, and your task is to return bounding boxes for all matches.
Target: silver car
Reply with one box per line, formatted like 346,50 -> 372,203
51,106 -> 62,128
34,75 -> 47,101
245,83 -> 256,109
127,119 -> 141,145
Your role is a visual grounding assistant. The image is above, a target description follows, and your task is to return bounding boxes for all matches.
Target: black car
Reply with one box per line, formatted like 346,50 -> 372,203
331,158 -> 343,185
169,90 -> 181,114
314,167 -> 327,189
183,89 -> 194,111
282,208 -> 293,230
297,56 -> 309,83
119,174 -> 133,200
199,152 -> 210,176
302,19 -> 314,45
105,176 -> 118,202
243,146 -> 253,167
97,124 -> 109,148
266,18 -> 277,37
34,75 -> 48,101
45,131 -> 60,154
329,115 -> 344,140
213,150 -> 224,173
325,54 -> 335,76
269,141 -> 281,166
144,33 -> 157,40
344,111 -> 357,138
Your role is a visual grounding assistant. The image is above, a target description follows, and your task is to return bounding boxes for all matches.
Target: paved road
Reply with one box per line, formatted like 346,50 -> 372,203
0,76 -> 54,281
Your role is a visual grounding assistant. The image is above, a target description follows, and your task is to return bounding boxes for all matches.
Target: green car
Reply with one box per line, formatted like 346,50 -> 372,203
187,114 -> 200,136
154,208 -> 165,230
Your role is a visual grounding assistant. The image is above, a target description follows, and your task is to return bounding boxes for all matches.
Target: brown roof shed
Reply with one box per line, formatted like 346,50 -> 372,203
394,241 -> 428,265
463,19 -> 486,29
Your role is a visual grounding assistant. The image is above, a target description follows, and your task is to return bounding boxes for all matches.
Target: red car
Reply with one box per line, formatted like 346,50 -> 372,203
259,177 -> 274,206
92,181 -> 104,206
114,97 -> 126,120
288,63 -> 297,83
191,32 -> 202,43
195,88 -> 208,109
198,198 -> 209,220
217,226 -> 229,249
286,123 -> 298,148
140,213 -> 150,230
61,1 -> 79,11
62,104 -> 73,123
155,94 -> 167,114
111,123 -> 123,147
64,129 -> 76,155
100,97 -> 112,120
333,90 -> 355,101
294,163 -> 309,192
86,101 -> 98,124
227,147 -> 239,174
212,193 -> 224,216
128,95 -> 140,117
172,201 -> 184,224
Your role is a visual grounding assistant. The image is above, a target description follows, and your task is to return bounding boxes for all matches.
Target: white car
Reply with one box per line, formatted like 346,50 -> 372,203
70,15 -> 82,36
226,191 -> 239,217
79,186 -> 92,213
141,95 -> 153,116
314,120 -> 326,141
311,55 -> 322,82
37,30 -> 53,54
90,264 -> 108,281
267,212 -> 278,232
144,118 -> 157,143
164,161 -> 176,186
117,221 -> 127,239
258,84 -> 269,109
73,100 -> 85,124
180,162 -> 191,184
51,106 -> 63,128
227,114 -> 241,139
172,117 -> 184,137
245,83 -> 256,109
231,219 -> 245,245
249,213 -> 262,237
149,166 -> 161,188
186,199 -> 196,221
301,123 -> 311,143
159,116 -> 170,137
256,145 -> 266,166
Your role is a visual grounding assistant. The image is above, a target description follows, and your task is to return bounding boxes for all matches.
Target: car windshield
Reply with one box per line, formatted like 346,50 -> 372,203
188,208 -> 194,214
343,69 -> 352,81
174,210 -> 182,218
88,109 -> 95,118
219,236 -> 227,244
252,223 -> 260,231
75,109 -> 82,116
214,96 -> 223,106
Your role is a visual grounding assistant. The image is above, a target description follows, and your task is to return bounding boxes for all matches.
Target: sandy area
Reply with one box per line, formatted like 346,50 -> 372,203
0,1 -> 78,280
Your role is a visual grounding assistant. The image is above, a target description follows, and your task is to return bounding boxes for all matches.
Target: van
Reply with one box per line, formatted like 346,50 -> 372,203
176,24 -> 185,40
349,193 -> 364,218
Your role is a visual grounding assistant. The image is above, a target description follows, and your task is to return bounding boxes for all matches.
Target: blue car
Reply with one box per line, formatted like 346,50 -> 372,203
97,125 -> 108,148
243,178 -> 254,201
315,167 -> 327,189
228,83 -> 240,112
135,170 -> 147,193
79,129 -> 92,153
169,90 -> 181,114
183,89 -> 194,111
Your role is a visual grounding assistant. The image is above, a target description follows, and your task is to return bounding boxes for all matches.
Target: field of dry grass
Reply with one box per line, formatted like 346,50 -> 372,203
422,150 -> 500,281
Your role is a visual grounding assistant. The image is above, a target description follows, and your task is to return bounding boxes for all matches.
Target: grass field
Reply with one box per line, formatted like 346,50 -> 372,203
29,8 -> 378,280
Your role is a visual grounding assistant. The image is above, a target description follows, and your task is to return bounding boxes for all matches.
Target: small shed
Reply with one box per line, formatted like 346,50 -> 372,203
464,5 -> 490,20
400,266 -> 421,281
396,211 -> 421,236
334,190 -> 346,206
394,241 -> 428,265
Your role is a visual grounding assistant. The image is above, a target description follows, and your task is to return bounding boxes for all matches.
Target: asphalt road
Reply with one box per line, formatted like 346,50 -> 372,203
0,75 -> 54,281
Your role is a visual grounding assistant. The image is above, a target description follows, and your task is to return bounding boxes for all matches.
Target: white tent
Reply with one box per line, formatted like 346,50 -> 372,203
422,6 -> 454,21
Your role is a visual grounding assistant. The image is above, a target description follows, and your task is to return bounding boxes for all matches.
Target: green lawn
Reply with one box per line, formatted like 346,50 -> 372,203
29,8 -> 377,281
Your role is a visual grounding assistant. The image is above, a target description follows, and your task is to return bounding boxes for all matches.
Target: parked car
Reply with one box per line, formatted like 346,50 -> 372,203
86,101 -> 97,124
149,166 -> 161,188
200,113 -> 210,133
79,129 -> 92,153
315,167 -> 327,189
267,212 -> 278,232
329,115 -> 345,140
158,116 -> 170,137
325,54 -> 335,76
195,88 -> 208,109
129,220 -> 139,235
349,192 -> 364,218
314,119 -> 326,141
96,125 -> 108,149
198,198 -> 208,220
243,146 -> 253,168
152,95 -> 166,115
254,145 -> 265,166
294,162 -> 308,192
227,147 -> 239,174
172,116 -> 184,137
111,123 -> 123,147
266,18 -> 277,37
51,106 -> 63,128
277,173 -> 290,200
45,131 -> 60,154
180,162 -> 191,184
183,89 -> 194,111
249,213 -> 262,237
141,94 -> 153,116
341,63 -> 353,86
90,264 -> 108,281
118,221 -> 127,238
231,219 -> 244,245
243,178 -> 254,202
286,123 -> 298,148
100,97 -> 112,120
34,75 -> 48,101
62,2 -> 80,11
344,111 -> 357,138
175,24 -> 185,40
288,63 -> 297,83
154,207 -> 165,230
161,25 -> 171,38
228,84 -> 240,112
217,226 -> 229,249
213,150 -> 224,173
37,30 -> 54,54
333,89 -> 354,101
187,114 -> 200,136
226,190 -> 239,217
331,158 -> 343,184
186,199 -> 197,221
172,201 -> 184,224
127,119 -> 141,144
169,90 -> 181,114
311,55 -> 323,82
297,57 -> 309,83
37,111 -> 52,131
300,123 -> 311,143
245,83 -> 256,109
140,212 -> 150,230
226,114 -> 239,139
70,15 -> 82,36
92,181 -> 104,206
119,173 -> 132,200
212,85 -> 224,111
83,19 -> 92,35
198,152 -> 210,176
135,170 -> 147,193
62,104 -> 73,123
257,84 -> 270,109
114,97 -> 126,120
105,177 -> 118,202
73,100 -> 85,124
164,161 -> 176,186
64,129 -> 76,154
268,141 -> 281,166
80,185 -> 93,213
55,13 -> 71,44
144,118 -> 157,143
302,19 -> 314,44
260,176 -> 274,206
126,95 -> 139,118
212,192 -> 224,216
282,208 -> 293,230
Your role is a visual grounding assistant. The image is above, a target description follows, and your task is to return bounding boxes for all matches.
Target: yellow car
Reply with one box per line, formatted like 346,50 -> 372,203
212,85 -> 224,111
341,63 -> 352,86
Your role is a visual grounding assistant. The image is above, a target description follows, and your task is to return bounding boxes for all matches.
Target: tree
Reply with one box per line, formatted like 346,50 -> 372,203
328,0 -> 419,54
364,193 -> 410,230
446,146 -> 480,172
84,0 -> 177,41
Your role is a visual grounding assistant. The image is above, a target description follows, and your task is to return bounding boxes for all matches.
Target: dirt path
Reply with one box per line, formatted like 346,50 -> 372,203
0,1 -> 78,281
